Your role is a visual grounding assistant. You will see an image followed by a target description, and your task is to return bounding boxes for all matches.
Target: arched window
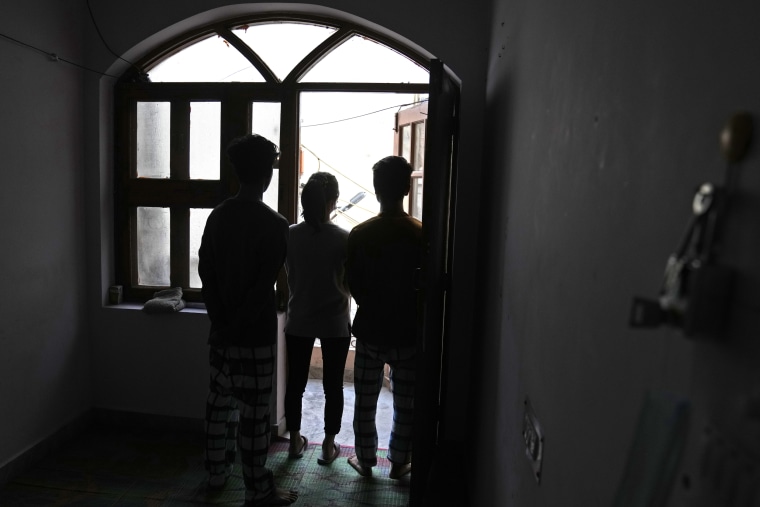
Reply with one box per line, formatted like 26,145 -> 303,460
114,15 -> 431,303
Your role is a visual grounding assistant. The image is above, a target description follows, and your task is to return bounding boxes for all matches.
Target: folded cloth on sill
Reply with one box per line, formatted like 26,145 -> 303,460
142,287 -> 186,314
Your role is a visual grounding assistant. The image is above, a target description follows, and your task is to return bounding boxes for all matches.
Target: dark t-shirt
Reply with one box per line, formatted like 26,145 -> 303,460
198,197 -> 288,347
346,211 -> 423,349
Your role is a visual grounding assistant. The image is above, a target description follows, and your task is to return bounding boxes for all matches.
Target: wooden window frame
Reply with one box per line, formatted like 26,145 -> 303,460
394,102 -> 428,218
114,15 -> 429,304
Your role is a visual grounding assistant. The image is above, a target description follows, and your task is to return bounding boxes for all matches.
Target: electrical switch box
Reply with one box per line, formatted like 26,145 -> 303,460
522,398 -> 544,483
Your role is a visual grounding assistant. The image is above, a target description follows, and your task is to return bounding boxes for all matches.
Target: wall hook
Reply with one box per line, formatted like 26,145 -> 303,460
720,112 -> 752,163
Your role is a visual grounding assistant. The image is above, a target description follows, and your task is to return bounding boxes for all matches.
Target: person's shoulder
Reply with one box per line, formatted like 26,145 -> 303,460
406,216 -> 423,241
324,222 -> 349,237
258,202 -> 288,228
353,216 -> 382,231
288,221 -> 310,237
273,210 -> 289,228
206,198 -> 237,222
348,216 -> 380,238
211,197 -> 234,212
409,217 -> 422,236
404,215 -> 422,228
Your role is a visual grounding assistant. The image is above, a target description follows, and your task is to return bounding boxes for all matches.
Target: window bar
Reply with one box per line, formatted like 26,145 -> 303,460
170,101 -> 190,289
171,100 -> 190,180
220,98 -> 252,197
279,95 -> 299,224
170,206 -> 190,289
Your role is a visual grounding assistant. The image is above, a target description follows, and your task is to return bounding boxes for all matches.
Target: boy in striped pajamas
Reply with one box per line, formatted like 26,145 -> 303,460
345,156 -> 423,480
199,134 -> 297,506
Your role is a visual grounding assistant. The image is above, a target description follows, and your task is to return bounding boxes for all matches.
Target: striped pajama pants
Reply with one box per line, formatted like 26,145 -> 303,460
205,344 -> 275,503
353,340 -> 415,468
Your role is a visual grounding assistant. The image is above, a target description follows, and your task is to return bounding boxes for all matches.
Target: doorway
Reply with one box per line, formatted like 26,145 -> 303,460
113,13 -> 459,506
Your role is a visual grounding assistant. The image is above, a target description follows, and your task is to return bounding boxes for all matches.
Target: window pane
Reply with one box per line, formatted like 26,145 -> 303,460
401,124 -> 412,162
190,102 -> 221,179
137,207 -> 170,286
233,22 -> 337,81
412,177 -> 423,220
413,121 -> 425,171
252,102 -> 281,211
299,92 -> 427,230
148,35 -> 265,82
263,169 -> 279,212
136,102 -> 170,179
300,35 -> 429,83
251,102 -> 281,146
189,208 -> 213,288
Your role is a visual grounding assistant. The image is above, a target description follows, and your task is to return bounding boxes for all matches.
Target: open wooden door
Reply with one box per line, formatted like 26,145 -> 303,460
410,60 -> 460,506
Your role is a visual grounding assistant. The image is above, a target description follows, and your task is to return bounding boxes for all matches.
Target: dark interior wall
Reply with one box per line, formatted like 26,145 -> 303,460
474,0 -> 760,504
0,1 -> 91,467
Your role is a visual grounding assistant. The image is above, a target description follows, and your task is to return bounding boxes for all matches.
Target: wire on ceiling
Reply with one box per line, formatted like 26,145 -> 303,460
0,31 -> 119,78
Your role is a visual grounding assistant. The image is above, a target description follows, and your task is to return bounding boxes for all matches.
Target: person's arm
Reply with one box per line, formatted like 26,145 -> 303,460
345,230 -> 366,305
240,220 -> 288,316
198,222 -> 225,326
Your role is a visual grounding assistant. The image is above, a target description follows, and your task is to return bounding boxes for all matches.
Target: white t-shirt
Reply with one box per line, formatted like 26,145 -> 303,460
284,221 -> 351,338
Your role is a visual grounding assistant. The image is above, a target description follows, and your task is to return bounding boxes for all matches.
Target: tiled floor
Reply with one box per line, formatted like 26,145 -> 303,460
0,379 -> 401,507
297,378 -> 394,450
0,419 -> 409,507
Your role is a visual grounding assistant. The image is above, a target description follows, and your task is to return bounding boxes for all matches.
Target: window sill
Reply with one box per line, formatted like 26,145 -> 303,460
102,303 -> 286,317
103,302 -> 207,314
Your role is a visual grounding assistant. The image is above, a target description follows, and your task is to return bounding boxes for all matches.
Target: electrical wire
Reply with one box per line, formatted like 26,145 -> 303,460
300,144 -> 384,223
300,98 -> 428,128
300,144 -> 376,196
0,31 -> 119,78
334,212 -> 361,227
86,0 -> 137,69
218,65 -> 254,82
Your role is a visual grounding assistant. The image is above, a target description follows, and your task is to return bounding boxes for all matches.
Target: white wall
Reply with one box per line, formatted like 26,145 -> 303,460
0,1 -> 91,468
475,0 -> 760,504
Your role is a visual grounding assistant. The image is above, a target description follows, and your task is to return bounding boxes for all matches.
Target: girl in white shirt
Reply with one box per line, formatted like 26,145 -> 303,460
284,172 -> 351,465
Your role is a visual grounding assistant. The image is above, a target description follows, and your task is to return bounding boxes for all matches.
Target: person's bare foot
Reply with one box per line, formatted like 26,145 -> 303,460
207,474 -> 227,491
207,465 -> 232,491
249,488 -> 299,506
347,454 -> 372,477
389,462 -> 411,479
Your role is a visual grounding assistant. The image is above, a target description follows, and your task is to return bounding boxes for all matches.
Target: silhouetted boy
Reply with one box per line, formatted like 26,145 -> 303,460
198,134 -> 297,506
345,156 -> 422,480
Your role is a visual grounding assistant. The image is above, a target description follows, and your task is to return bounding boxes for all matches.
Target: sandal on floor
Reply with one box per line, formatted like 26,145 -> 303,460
317,442 -> 341,465
288,435 -> 308,459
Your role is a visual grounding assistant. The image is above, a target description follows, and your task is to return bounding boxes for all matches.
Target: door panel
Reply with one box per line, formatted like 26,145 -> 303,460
411,60 -> 460,506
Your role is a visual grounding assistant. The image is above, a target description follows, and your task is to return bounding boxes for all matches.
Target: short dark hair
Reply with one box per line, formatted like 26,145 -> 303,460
226,134 -> 279,185
372,156 -> 412,201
